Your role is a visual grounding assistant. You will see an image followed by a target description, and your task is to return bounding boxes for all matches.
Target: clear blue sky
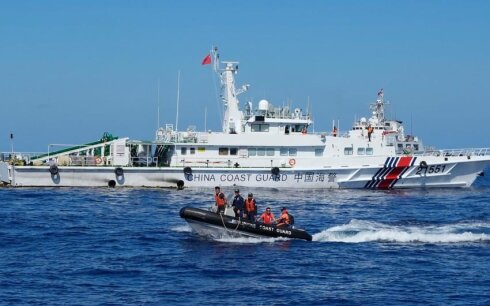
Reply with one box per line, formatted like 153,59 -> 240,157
1,1 -> 489,152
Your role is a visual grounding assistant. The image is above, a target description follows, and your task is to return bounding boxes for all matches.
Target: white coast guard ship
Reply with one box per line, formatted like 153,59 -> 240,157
1,48 -> 490,188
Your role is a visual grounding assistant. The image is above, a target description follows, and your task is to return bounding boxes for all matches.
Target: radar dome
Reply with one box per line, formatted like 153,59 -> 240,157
258,99 -> 269,111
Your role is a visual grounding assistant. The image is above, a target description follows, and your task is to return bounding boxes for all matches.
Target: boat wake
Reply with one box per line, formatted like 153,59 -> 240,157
313,219 -> 490,243
171,225 -> 192,233
173,223 -> 292,243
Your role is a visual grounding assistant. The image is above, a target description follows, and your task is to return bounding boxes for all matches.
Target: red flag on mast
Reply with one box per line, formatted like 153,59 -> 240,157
201,54 -> 212,65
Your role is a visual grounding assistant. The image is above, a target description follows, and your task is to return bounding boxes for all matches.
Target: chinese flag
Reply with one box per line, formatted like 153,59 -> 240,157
201,54 -> 211,65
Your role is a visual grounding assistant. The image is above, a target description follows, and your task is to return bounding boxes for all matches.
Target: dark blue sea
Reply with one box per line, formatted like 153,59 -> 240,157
1,177 -> 490,305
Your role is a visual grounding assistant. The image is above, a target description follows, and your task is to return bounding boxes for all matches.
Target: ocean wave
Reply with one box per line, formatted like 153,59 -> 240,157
313,219 -> 490,243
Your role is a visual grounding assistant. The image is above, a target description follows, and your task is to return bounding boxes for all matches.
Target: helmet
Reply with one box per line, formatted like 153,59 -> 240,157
234,188 -> 240,193
248,193 -> 253,197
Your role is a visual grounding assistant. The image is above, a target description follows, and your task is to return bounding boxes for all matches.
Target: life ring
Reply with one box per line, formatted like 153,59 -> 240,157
95,157 -> 102,165
289,159 -> 296,166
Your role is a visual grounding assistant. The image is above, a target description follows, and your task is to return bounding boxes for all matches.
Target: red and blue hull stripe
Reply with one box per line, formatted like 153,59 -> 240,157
365,156 -> 417,189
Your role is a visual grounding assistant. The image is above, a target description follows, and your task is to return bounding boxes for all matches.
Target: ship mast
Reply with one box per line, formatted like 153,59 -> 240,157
370,89 -> 388,125
211,47 -> 249,134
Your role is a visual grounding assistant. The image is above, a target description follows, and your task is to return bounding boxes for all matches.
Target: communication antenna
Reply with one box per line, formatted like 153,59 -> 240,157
176,70 -> 181,132
204,106 -> 207,131
410,112 -> 413,136
10,132 -> 14,154
306,96 -> 310,116
157,78 -> 160,130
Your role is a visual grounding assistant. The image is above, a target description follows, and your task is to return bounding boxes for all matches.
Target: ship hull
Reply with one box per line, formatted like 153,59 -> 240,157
2,156 -> 489,189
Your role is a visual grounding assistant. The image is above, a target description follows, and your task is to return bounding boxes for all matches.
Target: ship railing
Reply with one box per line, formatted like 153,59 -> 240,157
0,152 -> 46,165
162,131 -> 200,143
131,157 -> 158,167
159,130 -> 350,143
70,156 -> 98,166
415,148 -> 490,157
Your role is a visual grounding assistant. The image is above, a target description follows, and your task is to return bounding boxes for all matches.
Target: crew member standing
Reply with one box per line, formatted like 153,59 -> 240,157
367,125 -> 374,142
244,193 -> 257,221
214,186 -> 221,204
214,186 -> 227,214
232,188 -> 245,219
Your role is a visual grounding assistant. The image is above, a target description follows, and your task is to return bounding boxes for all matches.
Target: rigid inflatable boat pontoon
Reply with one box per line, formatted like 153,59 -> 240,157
180,206 -> 312,241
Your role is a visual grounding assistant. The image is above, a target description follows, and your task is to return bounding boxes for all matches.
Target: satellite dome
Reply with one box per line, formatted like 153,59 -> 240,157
258,99 -> 269,111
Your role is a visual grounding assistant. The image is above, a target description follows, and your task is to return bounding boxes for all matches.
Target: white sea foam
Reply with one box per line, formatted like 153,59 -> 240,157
216,236 -> 289,244
313,219 -> 490,243
171,225 -> 192,232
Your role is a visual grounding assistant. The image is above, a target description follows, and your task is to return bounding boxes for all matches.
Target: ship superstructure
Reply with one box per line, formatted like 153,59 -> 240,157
1,48 -> 489,188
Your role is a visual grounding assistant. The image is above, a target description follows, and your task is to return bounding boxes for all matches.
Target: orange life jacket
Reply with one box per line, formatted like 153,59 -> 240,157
279,211 -> 290,224
215,193 -> 226,207
245,198 -> 256,213
260,212 -> 275,224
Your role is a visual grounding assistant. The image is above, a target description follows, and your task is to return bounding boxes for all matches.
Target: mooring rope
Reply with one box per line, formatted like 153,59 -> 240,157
219,210 -> 241,232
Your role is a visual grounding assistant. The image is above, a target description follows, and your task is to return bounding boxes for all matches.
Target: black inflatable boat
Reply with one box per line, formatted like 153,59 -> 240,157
180,206 -> 312,241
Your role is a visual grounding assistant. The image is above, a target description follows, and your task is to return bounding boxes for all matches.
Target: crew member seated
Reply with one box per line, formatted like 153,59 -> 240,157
258,207 -> 276,224
276,207 -> 291,228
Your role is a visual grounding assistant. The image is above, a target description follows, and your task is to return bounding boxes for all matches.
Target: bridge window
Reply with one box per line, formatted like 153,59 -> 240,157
248,148 -> 256,156
257,148 -> 266,156
344,147 -> 353,155
280,148 -> 288,156
289,148 -> 297,156
190,148 -> 196,155
219,148 -> 229,155
230,148 -> 238,155
266,148 -> 275,156
181,147 -> 187,155
198,147 -> 206,153
315,149 -> 323,156
251,124 -> 269,132
366,148 -> 373,155
357,147 -> 365,155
